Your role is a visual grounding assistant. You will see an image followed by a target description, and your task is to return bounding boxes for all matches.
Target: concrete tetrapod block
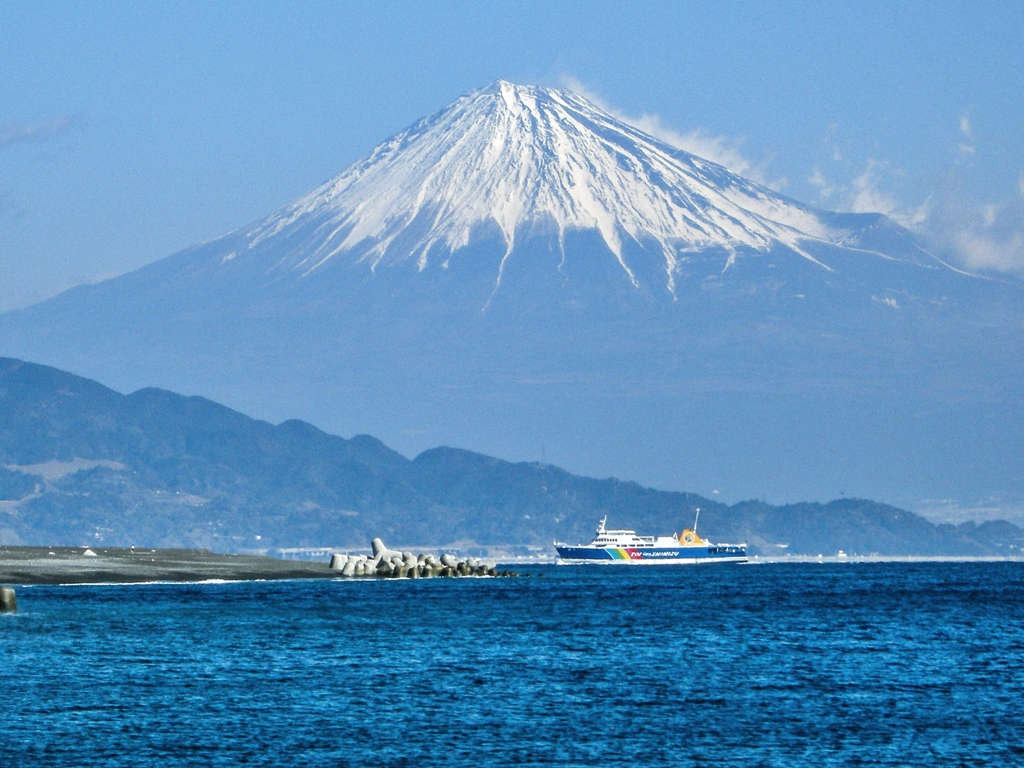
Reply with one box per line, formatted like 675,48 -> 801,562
329,554 -> 349,571
0,586 -> 16,614
370,538 -> 404,565
330,540 -> 521,580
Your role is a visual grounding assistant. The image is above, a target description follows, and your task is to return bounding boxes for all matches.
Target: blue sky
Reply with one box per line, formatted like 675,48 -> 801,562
2,0 -> 1022,311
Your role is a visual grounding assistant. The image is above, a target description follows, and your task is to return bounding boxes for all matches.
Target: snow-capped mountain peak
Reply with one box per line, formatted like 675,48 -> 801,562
240,80 -> 856,294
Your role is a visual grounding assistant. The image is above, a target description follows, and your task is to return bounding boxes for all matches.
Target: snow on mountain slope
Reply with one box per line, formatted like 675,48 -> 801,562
236,80 -> 925,296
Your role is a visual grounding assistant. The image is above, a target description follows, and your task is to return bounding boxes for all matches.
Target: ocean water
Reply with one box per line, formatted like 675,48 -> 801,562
3,563 -> 1023,767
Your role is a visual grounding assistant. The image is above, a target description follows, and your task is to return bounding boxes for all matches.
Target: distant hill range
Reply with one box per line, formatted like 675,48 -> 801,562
1,358 -> 1020,558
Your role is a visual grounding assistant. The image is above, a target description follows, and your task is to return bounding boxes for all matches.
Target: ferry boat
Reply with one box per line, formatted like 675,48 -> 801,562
554,511 -> 747,565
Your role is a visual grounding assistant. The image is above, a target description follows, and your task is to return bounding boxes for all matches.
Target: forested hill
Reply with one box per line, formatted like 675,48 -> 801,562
1,358 -> 1020,557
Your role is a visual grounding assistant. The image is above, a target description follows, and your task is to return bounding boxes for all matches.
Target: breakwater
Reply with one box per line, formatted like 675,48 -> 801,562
0,544 -> 522,585
329,538 -> 519,578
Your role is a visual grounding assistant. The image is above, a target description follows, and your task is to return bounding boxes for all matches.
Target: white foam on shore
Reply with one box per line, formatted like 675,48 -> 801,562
25,578 -> 272,588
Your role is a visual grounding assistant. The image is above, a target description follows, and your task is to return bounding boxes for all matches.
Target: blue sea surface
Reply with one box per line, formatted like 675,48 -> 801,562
3,563 -> 1024,766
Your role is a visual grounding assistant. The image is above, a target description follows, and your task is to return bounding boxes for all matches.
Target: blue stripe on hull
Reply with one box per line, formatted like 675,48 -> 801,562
554,545 -> 746,564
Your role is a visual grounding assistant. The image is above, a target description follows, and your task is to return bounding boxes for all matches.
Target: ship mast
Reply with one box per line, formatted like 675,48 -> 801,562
693,507 -> 700,536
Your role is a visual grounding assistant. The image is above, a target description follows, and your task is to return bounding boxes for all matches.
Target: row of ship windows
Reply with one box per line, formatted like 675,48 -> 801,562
595,543 -> 651,548
594,545 -> 740,553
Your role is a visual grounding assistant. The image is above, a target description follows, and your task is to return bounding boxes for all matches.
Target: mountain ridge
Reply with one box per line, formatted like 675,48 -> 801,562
1,357 -> 1020,558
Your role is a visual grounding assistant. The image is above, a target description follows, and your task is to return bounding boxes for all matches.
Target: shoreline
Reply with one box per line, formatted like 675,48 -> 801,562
0,546 -> 338,586
4,546 -> 1022,586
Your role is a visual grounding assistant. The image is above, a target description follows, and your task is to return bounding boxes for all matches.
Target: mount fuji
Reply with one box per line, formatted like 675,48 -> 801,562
2,81 -> 1022,513
233,80 -> 931,291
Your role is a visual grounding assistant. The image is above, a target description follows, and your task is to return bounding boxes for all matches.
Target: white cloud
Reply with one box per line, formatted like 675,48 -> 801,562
957,113 -> 976,157
849,162 -> 899,214
832,114 -> 1024,276
847,160 -> 930,229
950,229 -> 1024,273
926,175 -> 1024,275
808,159 -> 931,230
560,76 -> 785,189
0,115 -> 79,150
982,203 -> 999,227
959,114 -> 974,140
808,168 -> 834,199
630,114 -> 783,187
